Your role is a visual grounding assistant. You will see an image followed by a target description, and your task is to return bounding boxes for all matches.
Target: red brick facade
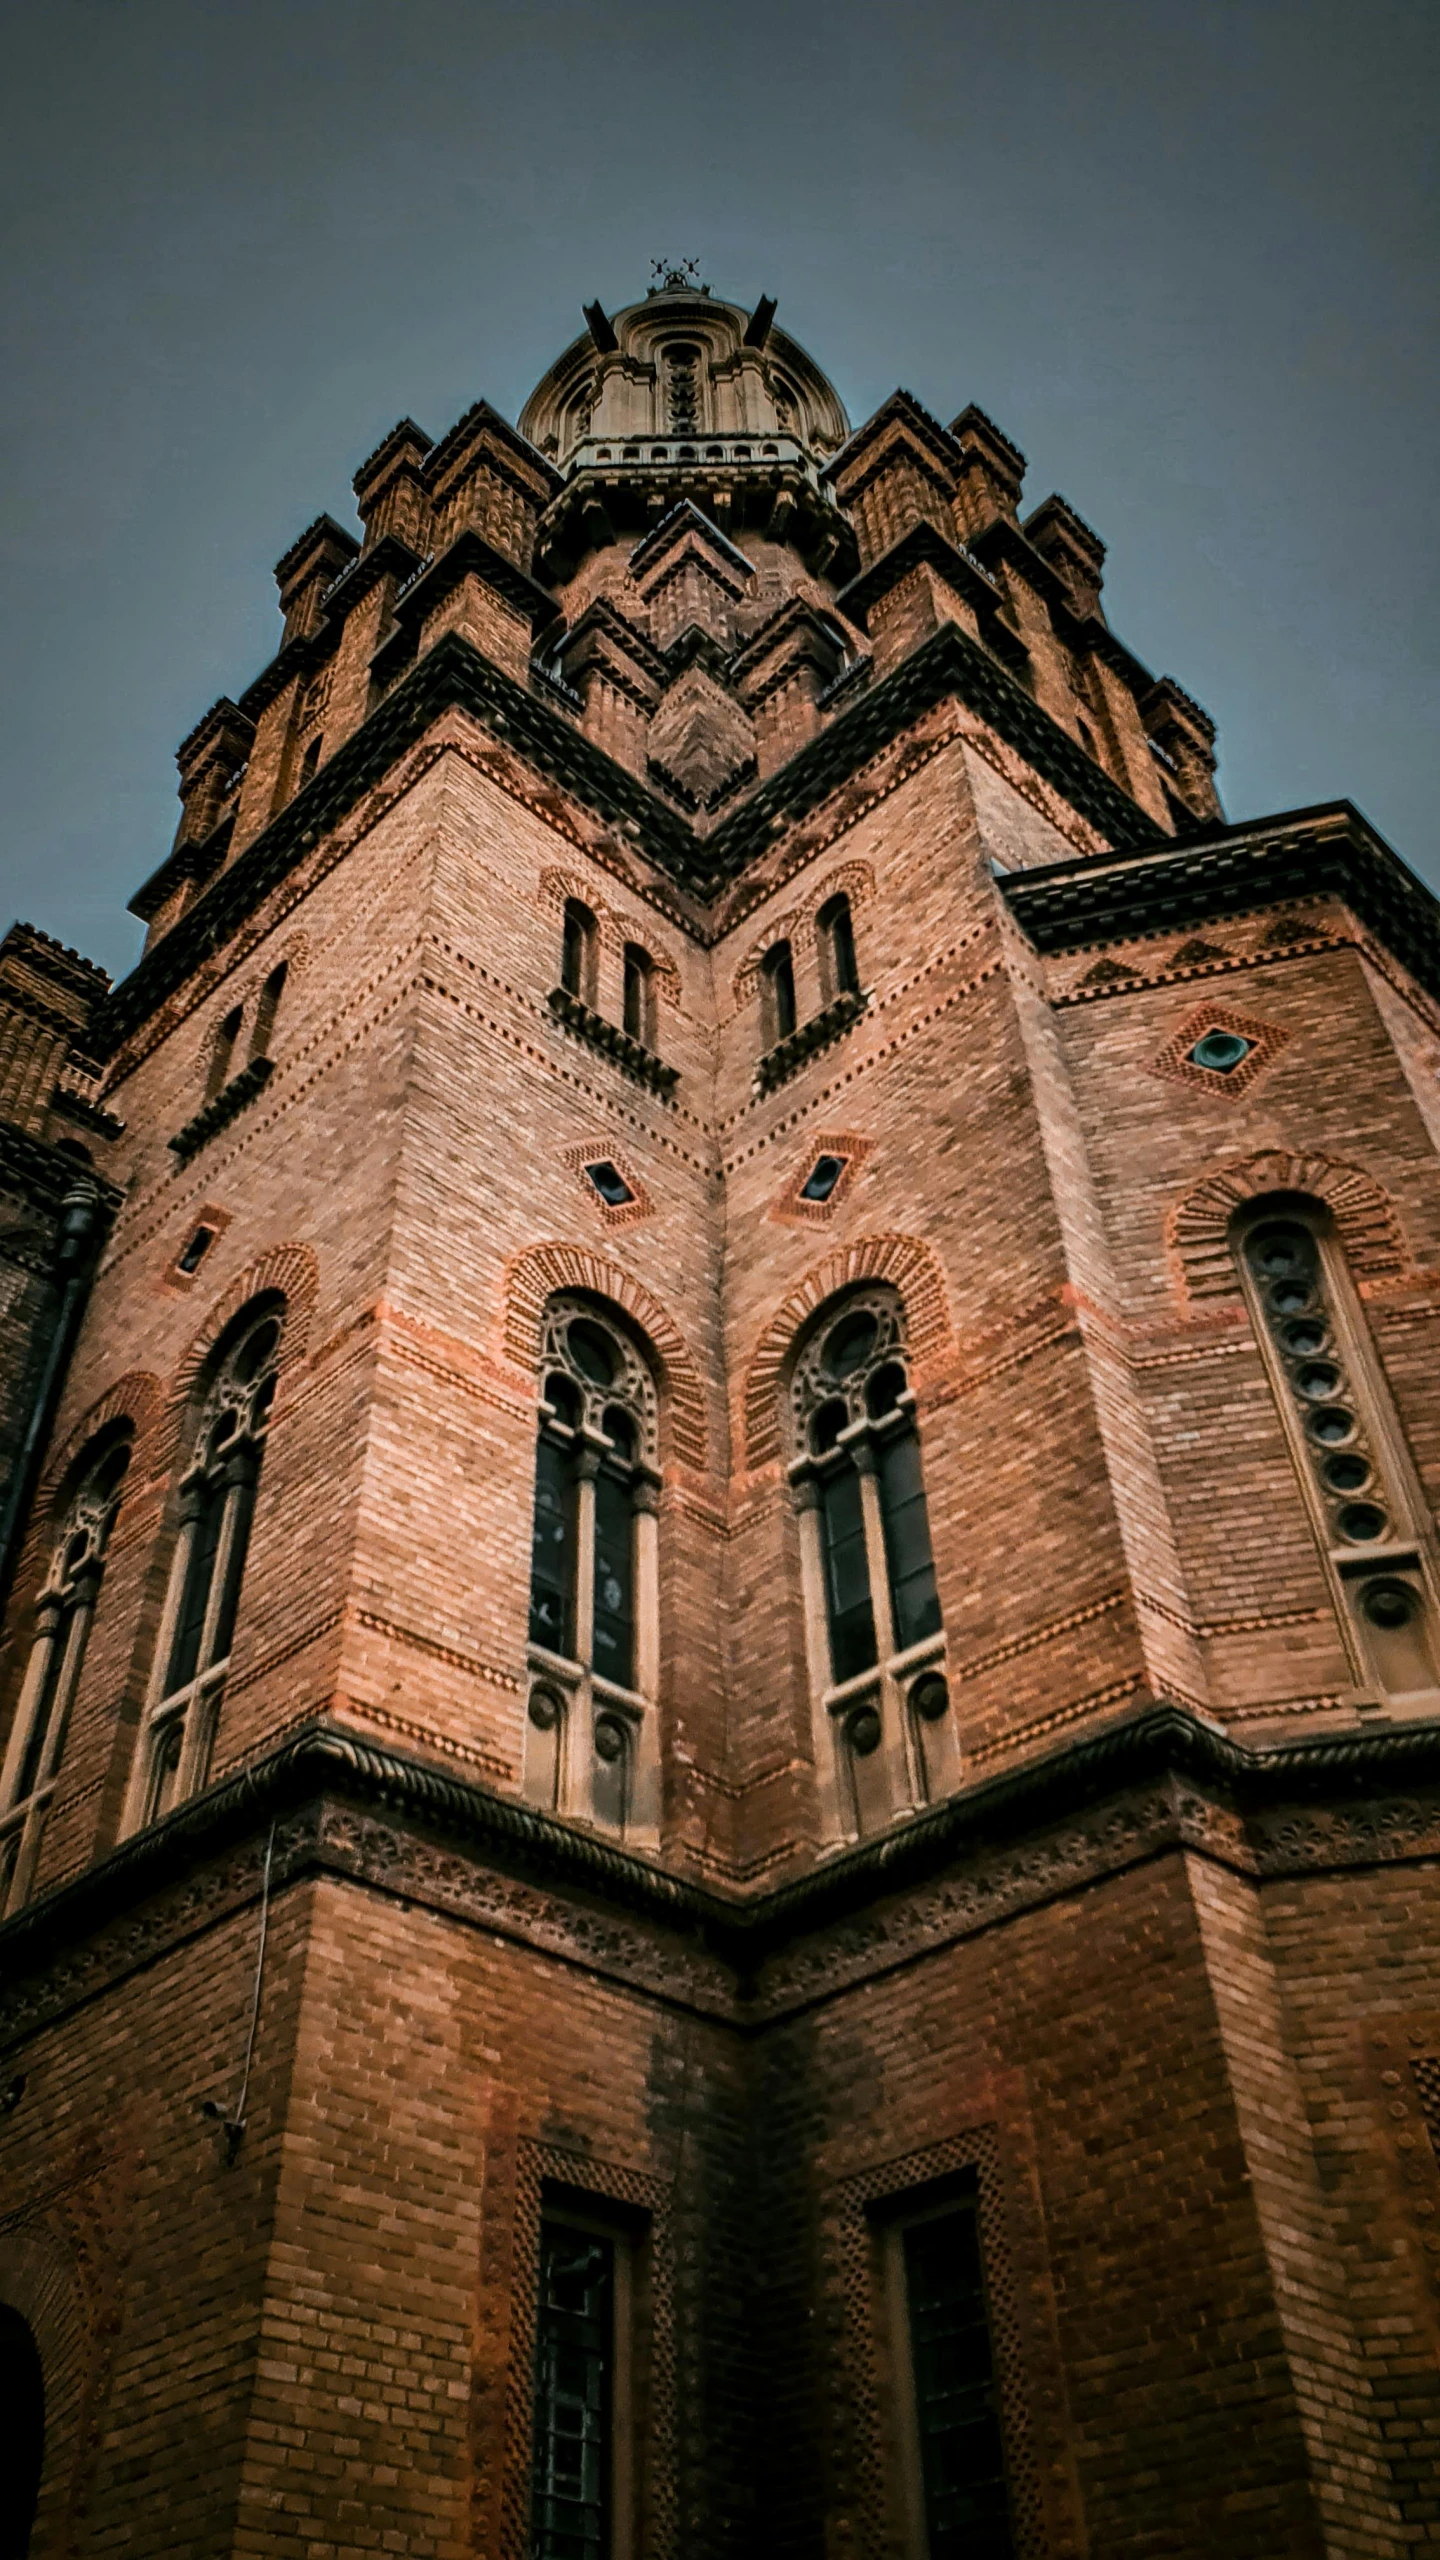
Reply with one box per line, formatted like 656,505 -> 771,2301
2,282 -> 1439,2553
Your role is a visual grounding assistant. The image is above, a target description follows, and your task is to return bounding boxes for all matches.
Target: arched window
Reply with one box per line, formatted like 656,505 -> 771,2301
561,900 -> 599,1006
622,943 -> 656,1049
789,1291 -> 951,1837
206,1005 -> 243,1102
816,894 -> 860,1001
248,963 -> 287,1063
525,1296 -> 660,1842
761,941 -> 797,1048
1235,1205 -> 1440,1706
0,2305 -> 44,2555
124,1303 -> 282,1834
0,1434 -> 130,1918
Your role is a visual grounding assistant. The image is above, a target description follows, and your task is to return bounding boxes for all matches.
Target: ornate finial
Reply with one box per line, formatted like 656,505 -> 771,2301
648,258 -> 709,297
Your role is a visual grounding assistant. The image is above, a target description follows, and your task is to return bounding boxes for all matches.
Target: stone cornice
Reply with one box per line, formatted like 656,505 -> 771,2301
6,1703 -> 1440,2044
1000,802 -> 1440,999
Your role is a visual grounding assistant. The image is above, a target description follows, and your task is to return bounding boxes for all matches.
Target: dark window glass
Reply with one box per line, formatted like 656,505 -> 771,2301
209,1473 -> 257,1665
819,893 -> 860,996
622,943 -> 653,1045
297,735 -> 322,789
206,1009 -> 242,1101
562,901 -> 596,1000
250,964 -> 287,1062
0,2304 -> 45,2560
584,1160 -> 634,1208
529,1436 -> 575,1656
530,2223 -> 614,2560
177,1226 -> 216,1275
16,1635 -> 66,1804
592,1468 -> 635,1688
764,941 -> 797,1043
167,1478 -> 225,1695
878,1430 -> 942,1649
801,1154 -> 847,1203
820,1463 -> 878,1682
903,2204 -> 1014,2560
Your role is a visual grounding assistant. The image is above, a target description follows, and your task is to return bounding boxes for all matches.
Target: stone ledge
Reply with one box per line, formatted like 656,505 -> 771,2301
168,1054 -> 274,1161
545,986 -> 679,1096
756,988 -> 868,1094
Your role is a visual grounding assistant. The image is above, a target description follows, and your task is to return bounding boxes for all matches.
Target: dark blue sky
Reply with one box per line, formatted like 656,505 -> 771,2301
2,0 -> 1434,980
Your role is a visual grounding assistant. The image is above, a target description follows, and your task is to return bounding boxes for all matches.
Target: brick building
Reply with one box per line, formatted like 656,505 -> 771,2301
2,273 -> 1439,2554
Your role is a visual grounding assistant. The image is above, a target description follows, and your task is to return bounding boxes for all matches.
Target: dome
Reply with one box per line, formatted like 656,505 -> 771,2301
518,282 -> 850,473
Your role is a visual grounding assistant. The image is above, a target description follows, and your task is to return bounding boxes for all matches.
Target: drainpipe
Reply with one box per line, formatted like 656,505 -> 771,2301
0,1177 -> 108,1621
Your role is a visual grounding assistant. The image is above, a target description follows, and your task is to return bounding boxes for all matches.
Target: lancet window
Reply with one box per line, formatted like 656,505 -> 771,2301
526,1295 -> 661,1843
123,1302 -> 281,1834
788,1289 -> 954,1837
622,943 -> 657,1048
817,892 -> 860,1001
561,899 -> 600,1006
1236,1205 -> 1440,1706
761,940 -> 798,1048
249,962 -> 287,1062
0,1432 -> 131,1916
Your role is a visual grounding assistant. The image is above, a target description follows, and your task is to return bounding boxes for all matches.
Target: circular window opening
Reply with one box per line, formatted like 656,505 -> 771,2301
1322,1451 -> 1370,1493
1249,1230 -> 1308,1279
1190,1029 -> 1252,1073
1362,1580 -> 1417,1629
824,1309 -> 879,1379
909,1671 -> 949,1723
1338,1502 -> 1388,1543
594,1714 -> 627,1764
1281,1318 -> 1327,1358
846,1703 -> 882,1757
866,1362 -> 907,1420
1295,1361 -> 1341,1401
528,1687 -> 563,1732
545,1373 -> 583,1429
811,1398 -> 848,1456
1307,1405 -> 1356,1446
1268,1278 -> 1313,1315
567,1318 -> 617,1385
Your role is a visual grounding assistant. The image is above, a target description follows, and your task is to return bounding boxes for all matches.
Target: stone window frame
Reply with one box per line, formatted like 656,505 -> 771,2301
0,1428 -> 132,1916
1233,1194 -> 1440,1713
786,1286 -> 956,1844
120,1298 -> 284,1836
524,1294 -> 663,1850
500,2140 -> 677,2560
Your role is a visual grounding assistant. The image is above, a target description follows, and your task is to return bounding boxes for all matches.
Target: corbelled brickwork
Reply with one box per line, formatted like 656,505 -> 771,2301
2,281 -> 1439,2554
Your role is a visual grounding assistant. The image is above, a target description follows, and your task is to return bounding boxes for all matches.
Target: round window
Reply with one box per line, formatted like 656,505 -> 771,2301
1307,1406 -> 1355,1446
909,1671 -> 949,1723
824,1309 -> 879,1380
1281,1319 -> 1327,1358
846,1703 -> 882,1757
1268,1279 -> 1313,1315
1362,1581 -> 1416,1629
1322,1451 -> 1370,1493
528,1687 -> 562,1732
1249,1230 -> 1308,1279
1190,1029 -> 1252,1072
1295,1362 -> 1341,1401
566,1319 -> 617,1385
1337,1502 -> 1387,1543
594,1714 -> 627,1764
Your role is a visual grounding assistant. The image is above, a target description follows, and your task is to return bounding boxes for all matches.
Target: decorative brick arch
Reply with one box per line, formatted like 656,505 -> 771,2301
170,1240 -> 320,1417
0,2221 -> 91,2552
1169,1149 -> 1408,1308
37,1371 -> 165,1514
537,869 -> 681,1005
502,1241 -> 708,1470
743,1234 -> 953,1469
731,861 -> 878,1011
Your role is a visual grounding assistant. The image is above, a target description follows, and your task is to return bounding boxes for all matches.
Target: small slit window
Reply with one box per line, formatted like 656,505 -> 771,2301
761,940 -> 797,1047
622,944 -> 656,1048
817,892 -> 860,1000
562,900 -> 599,1005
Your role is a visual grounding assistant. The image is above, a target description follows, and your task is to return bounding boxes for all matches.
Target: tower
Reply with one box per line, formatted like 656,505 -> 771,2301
2,273 -> 1440,2555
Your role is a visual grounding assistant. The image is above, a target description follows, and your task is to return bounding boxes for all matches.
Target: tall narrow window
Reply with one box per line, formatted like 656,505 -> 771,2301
530,2218 -> 626,2560
817,892 -> 860,1000
898,2197 -> 1015,2560
248,962 -> 287,1062
790,1291 -> 951,1834
296,734 -> 322,793
206,1005 -> 243,1101
0,1435 -> 130,1917
0,2306 -> 45,2558
525,1298 -> 659,1838
1236,1205 -> 1440,1704
622,943 -> 656,1048
125,1303 -> 281,1834
561,900 -> 599,1005
761,940 -> 797,1047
